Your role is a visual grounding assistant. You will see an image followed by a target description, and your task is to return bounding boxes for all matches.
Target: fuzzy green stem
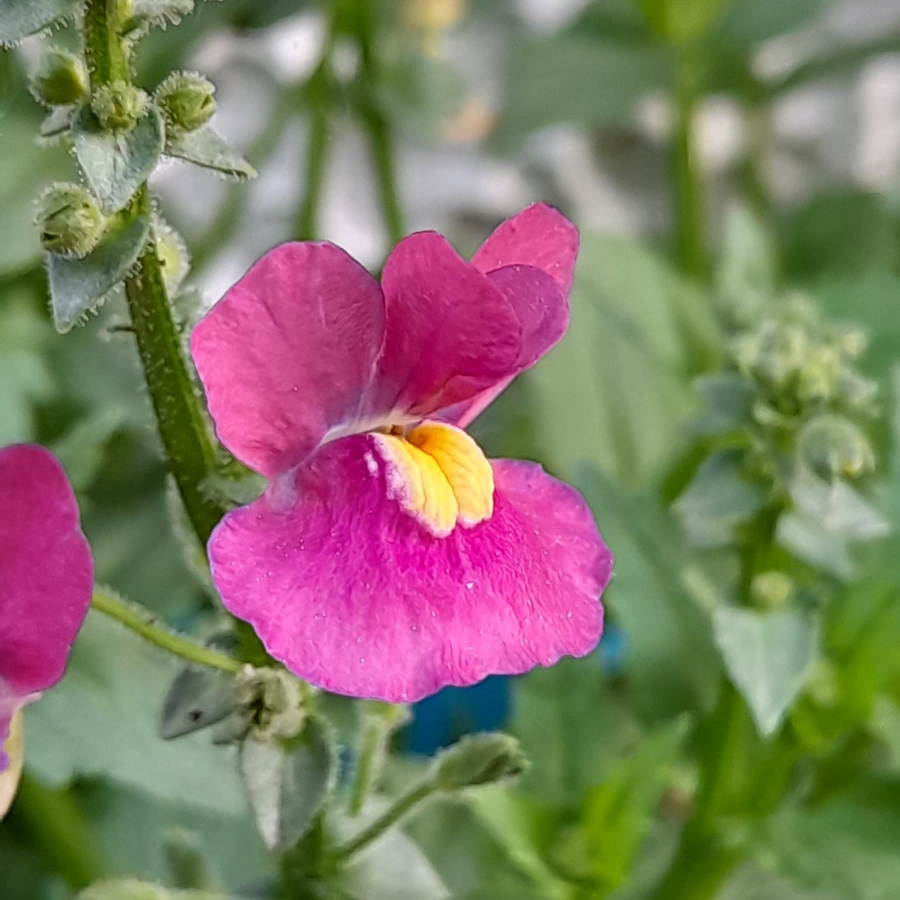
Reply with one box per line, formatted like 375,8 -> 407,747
673,46 -> 706,280
362,105 -> 406,245
83,0 -> 129,84
332,778 -> 438,863
123,188 -> 227,544
91,588 -> 245,673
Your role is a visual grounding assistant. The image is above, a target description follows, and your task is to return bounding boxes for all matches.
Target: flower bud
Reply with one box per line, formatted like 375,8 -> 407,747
233,666 -> 306,741
798,414 -> 874,481
35,183 -> 105,258
153,220 -> 190,294
155,72 -> 217,134
750,571 -> 794,611
91,81 -> 149,132
435,732 -> 527,790
30,47 -> 87,106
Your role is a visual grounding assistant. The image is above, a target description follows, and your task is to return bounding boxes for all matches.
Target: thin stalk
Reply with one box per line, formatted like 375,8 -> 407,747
361,104 -> 406,245
91,589 -> 244,674
332,778 -> 438,863
295,94 -> 331,241
673,45 -> 707,280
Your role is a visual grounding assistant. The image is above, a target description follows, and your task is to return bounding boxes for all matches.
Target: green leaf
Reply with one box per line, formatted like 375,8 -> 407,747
527,232 -> 715,487
239,716 -> 336,851
332,800 -> 450,900
759,779 -> 900,899
73,105 -> 165,213
25,611 -> 246,813
164,126 -> 256,179
676,450 -> 766,546
80,880 -> 228,900
713,607 -> 820,736
715,0 -> 835,45
160,666 -> 237,740
789,468 -> 889,542
47,213 -> 150,332
496,36 -> 671,147
692,372 -> 755,437
512,656 -> 614,808
0,295 -> 54,444
0,0 -> 78,45
577,468 -> 722,723
468,788 -> 574,900
580,716 -> 690,892
717,205 -> 778,323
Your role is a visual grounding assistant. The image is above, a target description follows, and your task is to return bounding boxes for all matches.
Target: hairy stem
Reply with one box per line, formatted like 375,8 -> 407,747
332,778 -> 437,863
91,588 -> 244,673
82,1 -> 228,546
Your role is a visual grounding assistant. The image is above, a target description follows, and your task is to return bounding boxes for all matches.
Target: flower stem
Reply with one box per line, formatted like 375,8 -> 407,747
295,83 -> 332,241
332,777 -> 438,863
82,0 -> 228,546
673,44 -> 707,280
91,588 -> 244,674
362,105 -> 406,245
123,188 -> 227,544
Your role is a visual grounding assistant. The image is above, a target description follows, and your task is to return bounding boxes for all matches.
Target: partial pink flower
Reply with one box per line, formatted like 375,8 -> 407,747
192,204 -> 612,702
0,444 -> 94,773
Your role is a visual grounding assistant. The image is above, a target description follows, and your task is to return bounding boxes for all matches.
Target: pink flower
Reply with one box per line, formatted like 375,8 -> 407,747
0,445 -> 93,774
192,204 -> 612,702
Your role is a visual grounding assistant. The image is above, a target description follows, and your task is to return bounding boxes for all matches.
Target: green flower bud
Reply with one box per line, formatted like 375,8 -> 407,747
750,571 -> 794,611
233,667 -> 306,741
31,48 -> 87,106
155,72 -> 217,134
798,414 -> 874,481
91,81 -> 149,133
35,183 -> 106,258
435,733 -> 528,790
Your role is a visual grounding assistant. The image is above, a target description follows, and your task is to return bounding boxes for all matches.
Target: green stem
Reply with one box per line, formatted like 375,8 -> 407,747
124,188 -> 227,544
13,774 -> 103,890
332,778 -> 438,863
83,0 -> 129,84
673,45 -> 706,280
295,91 -> 331,241
91,588 -> 245,673
362,105 -> 406,245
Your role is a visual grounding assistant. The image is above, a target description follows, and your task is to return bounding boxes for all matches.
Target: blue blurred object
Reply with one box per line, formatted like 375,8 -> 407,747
405,623 -> 628,754
405,675 -> 511,754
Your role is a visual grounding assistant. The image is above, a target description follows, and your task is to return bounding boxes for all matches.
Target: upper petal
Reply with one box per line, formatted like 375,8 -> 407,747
191,242 -> 386,477
373,232 -> 522,417
207,436 -> 611,702
0,445 -> 93,701
471,203 -> 579,294
447,264 -> 570,429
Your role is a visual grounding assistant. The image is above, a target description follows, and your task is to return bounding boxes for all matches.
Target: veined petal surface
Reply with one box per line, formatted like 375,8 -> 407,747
191,242 -> 386,477
208,436 -> 610,702
374,232 -> 522,417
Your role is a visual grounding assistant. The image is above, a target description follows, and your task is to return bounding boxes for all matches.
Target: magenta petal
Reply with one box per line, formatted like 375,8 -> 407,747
191,242 -> 386,476
448,265 -> 570,429
208,436 -> 610,702
374,232 -> 522,417
0,445 -> 93,768
471,203 -> 579,294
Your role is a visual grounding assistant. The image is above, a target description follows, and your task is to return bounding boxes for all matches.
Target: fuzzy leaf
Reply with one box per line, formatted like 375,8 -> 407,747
47,213 -> 150,332
25,611 -> 246,813
160,666 -> 236,740
0,0 -> 78,45
714,607 -> 819,736
240,717 -> 336,851
73,105 -> 164,212
165,126 -> 256,179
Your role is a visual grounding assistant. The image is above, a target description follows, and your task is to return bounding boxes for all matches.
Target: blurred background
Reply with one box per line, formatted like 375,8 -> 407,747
3,0 -> 900,897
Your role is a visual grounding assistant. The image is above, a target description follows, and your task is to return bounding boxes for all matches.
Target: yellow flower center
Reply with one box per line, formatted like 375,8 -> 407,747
372,421 -> 494,537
